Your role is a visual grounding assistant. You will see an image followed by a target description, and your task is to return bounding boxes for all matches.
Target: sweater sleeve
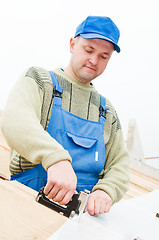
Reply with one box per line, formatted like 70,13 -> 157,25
1,70 -> 72,170
92,112 -> 130,204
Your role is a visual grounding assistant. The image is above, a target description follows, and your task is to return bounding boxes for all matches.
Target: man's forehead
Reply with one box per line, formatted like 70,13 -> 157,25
78,37 -> 114,51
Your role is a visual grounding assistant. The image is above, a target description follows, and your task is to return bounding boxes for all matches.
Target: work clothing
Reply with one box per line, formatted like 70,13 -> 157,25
47,71 -> 108,192
11,71 -> 108,192
1,67 -> 130,203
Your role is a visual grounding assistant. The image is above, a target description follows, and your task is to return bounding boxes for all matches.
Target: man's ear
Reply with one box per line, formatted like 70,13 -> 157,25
69,37 -> 76,53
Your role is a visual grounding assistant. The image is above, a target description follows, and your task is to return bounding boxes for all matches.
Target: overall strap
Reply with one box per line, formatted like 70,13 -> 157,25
49,71 -> 63,107
99,95 -> 109,125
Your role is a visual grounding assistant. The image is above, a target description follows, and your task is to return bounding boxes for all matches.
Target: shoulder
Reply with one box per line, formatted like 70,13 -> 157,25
105,98 -> 121,131
25,66 -> 52,89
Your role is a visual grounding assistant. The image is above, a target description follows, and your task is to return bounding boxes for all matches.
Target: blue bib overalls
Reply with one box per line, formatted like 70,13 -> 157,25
11,72 -> 108,192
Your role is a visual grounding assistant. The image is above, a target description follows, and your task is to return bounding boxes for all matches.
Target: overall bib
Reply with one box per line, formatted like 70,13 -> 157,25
11,72 -> 108,192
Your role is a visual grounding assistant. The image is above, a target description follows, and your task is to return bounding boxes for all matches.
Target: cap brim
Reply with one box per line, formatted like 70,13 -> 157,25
78,33 -> 120,53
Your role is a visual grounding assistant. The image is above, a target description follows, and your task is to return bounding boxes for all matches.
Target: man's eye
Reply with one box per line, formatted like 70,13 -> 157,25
85,49 -> 92,53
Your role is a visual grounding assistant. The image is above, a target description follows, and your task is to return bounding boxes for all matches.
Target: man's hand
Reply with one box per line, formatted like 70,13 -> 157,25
85,190 -> 112,216
44,160 -> 77,205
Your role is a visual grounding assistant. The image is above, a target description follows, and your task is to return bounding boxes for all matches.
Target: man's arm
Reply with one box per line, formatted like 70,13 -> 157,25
1,70 -> 77,202
86,127 -> 130,215
1,71 -> 72,168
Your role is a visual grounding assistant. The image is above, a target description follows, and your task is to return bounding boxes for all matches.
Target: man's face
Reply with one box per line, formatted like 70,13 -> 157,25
68,36 -> 114,84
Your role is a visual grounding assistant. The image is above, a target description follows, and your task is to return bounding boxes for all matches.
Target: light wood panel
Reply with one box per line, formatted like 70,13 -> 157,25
0,124 -> 10,179
123,166 -> 159,200
0,179 -> 67,240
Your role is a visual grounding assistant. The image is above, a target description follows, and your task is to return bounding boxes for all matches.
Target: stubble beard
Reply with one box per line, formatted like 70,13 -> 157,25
75,64 -> 98,84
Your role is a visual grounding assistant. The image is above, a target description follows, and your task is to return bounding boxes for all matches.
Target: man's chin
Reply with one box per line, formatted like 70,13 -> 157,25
78,71 -> 97,83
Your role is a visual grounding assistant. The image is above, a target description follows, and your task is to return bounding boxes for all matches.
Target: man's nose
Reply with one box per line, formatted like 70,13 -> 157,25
89,55 -> 98,65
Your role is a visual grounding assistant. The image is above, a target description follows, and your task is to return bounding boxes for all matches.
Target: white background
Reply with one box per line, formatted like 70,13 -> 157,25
0,0 -> 159,158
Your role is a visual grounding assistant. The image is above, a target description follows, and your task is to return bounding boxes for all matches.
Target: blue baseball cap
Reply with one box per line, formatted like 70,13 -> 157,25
74,16 -> 120,53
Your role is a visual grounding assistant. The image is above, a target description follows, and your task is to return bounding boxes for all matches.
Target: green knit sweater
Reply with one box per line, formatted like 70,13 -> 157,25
1,67 -> 130,203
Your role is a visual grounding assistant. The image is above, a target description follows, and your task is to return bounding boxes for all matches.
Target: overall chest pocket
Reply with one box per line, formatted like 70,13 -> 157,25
55,130 -> 102,173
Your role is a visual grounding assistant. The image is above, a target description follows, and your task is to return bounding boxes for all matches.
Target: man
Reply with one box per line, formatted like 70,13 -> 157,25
1,16 -> 129,216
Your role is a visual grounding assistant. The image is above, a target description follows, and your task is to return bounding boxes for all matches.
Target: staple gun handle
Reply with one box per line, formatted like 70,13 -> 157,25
36,187 -> 81,218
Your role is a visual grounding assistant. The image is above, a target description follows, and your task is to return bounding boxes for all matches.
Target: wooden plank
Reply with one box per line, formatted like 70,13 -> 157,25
123,165 -> 159,200
0,179 -> 67,240
0,124 -> 10,179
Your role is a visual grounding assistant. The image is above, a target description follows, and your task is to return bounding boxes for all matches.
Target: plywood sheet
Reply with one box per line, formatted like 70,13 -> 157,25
0,124 -> 10,179
0,180 -> 67,240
